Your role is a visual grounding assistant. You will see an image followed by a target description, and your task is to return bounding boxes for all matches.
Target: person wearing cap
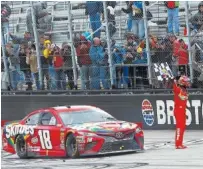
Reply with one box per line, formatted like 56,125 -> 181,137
40,39 -> 53,90
75,35 -> 92,90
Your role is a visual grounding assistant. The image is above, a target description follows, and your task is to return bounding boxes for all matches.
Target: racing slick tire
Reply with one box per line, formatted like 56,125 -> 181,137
66,133 -> 80,158
15,135 -> 28,159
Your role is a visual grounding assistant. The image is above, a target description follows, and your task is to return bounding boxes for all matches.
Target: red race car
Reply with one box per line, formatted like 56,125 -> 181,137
2,105 -> 144,158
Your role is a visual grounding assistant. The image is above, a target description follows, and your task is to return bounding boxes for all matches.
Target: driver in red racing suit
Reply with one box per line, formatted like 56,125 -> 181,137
173,75 -> 190,149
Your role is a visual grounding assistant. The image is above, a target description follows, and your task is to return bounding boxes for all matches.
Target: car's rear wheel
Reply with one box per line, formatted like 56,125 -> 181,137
15,135 -> 28,159
66,134 -> 79,158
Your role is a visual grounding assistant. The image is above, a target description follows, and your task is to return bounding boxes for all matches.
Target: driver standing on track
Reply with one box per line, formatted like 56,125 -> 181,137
173,74 -> 190,149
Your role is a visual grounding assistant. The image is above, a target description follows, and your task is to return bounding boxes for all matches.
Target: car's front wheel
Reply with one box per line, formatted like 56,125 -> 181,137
65,134 -> 79,158
15,135 -> 28,159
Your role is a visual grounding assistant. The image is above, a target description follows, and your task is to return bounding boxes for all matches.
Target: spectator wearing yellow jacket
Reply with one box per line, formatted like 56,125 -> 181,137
43,40 -> 52,58
40,39 -> 52,90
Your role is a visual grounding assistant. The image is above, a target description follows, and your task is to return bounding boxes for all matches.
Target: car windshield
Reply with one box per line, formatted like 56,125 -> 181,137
59,108 -> 117,125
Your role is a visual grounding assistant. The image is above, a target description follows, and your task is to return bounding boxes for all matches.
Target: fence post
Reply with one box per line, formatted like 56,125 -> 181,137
1,26 -> 10,86
185,1 -> 194,83
103,1 -> 114,88
67,1 -> 78,89
142,2 -> 152,86
30,1 -> 43,89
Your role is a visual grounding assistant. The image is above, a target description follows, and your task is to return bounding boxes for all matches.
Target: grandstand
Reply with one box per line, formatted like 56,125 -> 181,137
7,1 -> 200,46
2,1 -> 202,91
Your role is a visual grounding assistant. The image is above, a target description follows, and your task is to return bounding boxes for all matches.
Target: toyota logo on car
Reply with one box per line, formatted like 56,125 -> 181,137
115,132 -> 124,139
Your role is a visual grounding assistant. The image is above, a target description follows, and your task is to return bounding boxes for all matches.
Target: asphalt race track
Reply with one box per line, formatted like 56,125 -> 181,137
2,130 -> 203,169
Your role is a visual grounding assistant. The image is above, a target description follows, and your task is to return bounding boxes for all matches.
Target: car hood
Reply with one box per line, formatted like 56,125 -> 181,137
69,121 -> 138,134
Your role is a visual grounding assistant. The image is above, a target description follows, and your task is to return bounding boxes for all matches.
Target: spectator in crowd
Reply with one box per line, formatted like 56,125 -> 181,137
152,35 -> 172,64
9,31 -> 34,45
19,44 -> 32,90
132,42 -> 149,88
122,1 -> 149,39
89,37 -> 109,89
123,34 -> 137,88
75,35 -> 92,90
85,1 -> 103,38
112,43 -> 126,88
26,2 -> 51,37
53,46 -> 65,90
1,48 -> 10,90
61,42 -> 74,90
106,1 -> 117,38
190,2 -> 203,32
26,44 -> 40,90
6,43 -> 20,90
176,39 -> 189,75
41,39 -> 52,90
125,2 -> 133,32
100,38 -> 111,88
169,33 -> 181,76
164,1 -> 180,35
1,2 -> 11,43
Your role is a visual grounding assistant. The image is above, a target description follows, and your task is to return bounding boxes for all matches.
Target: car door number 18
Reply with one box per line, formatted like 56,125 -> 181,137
38,130 -> 52,149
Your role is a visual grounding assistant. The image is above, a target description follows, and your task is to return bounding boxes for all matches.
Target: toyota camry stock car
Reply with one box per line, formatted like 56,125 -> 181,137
2,105 -> 144,158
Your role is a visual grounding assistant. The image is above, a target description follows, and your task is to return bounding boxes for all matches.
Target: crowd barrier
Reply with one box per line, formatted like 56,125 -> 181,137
2,94 -> 203,130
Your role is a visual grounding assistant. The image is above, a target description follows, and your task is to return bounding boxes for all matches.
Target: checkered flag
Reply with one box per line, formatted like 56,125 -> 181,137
153,62 -> 174,81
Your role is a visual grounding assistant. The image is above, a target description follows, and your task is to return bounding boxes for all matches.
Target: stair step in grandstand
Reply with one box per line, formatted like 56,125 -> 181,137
7,1 -> 200,44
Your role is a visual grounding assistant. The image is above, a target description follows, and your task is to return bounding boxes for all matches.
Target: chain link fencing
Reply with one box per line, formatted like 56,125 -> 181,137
1,1 -> 203,91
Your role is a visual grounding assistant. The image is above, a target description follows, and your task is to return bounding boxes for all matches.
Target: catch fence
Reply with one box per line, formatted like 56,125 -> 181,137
1,1 -> 203,91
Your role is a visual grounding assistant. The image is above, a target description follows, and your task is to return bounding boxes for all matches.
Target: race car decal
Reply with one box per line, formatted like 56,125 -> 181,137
38,130 -> 52,149
5,124 -> 35,138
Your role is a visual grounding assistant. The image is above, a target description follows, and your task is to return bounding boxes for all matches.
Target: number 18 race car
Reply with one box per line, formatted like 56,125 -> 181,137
2,105 -> 144,158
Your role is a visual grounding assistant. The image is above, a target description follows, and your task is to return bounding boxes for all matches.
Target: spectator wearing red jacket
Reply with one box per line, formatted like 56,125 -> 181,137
177,39 -> 189,75
75,35 -> 92,90
53,46 -> 65,90
173,39 -> 189,75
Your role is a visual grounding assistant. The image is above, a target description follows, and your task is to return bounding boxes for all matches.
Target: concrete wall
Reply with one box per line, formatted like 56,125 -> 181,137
2,94 -> 203,129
